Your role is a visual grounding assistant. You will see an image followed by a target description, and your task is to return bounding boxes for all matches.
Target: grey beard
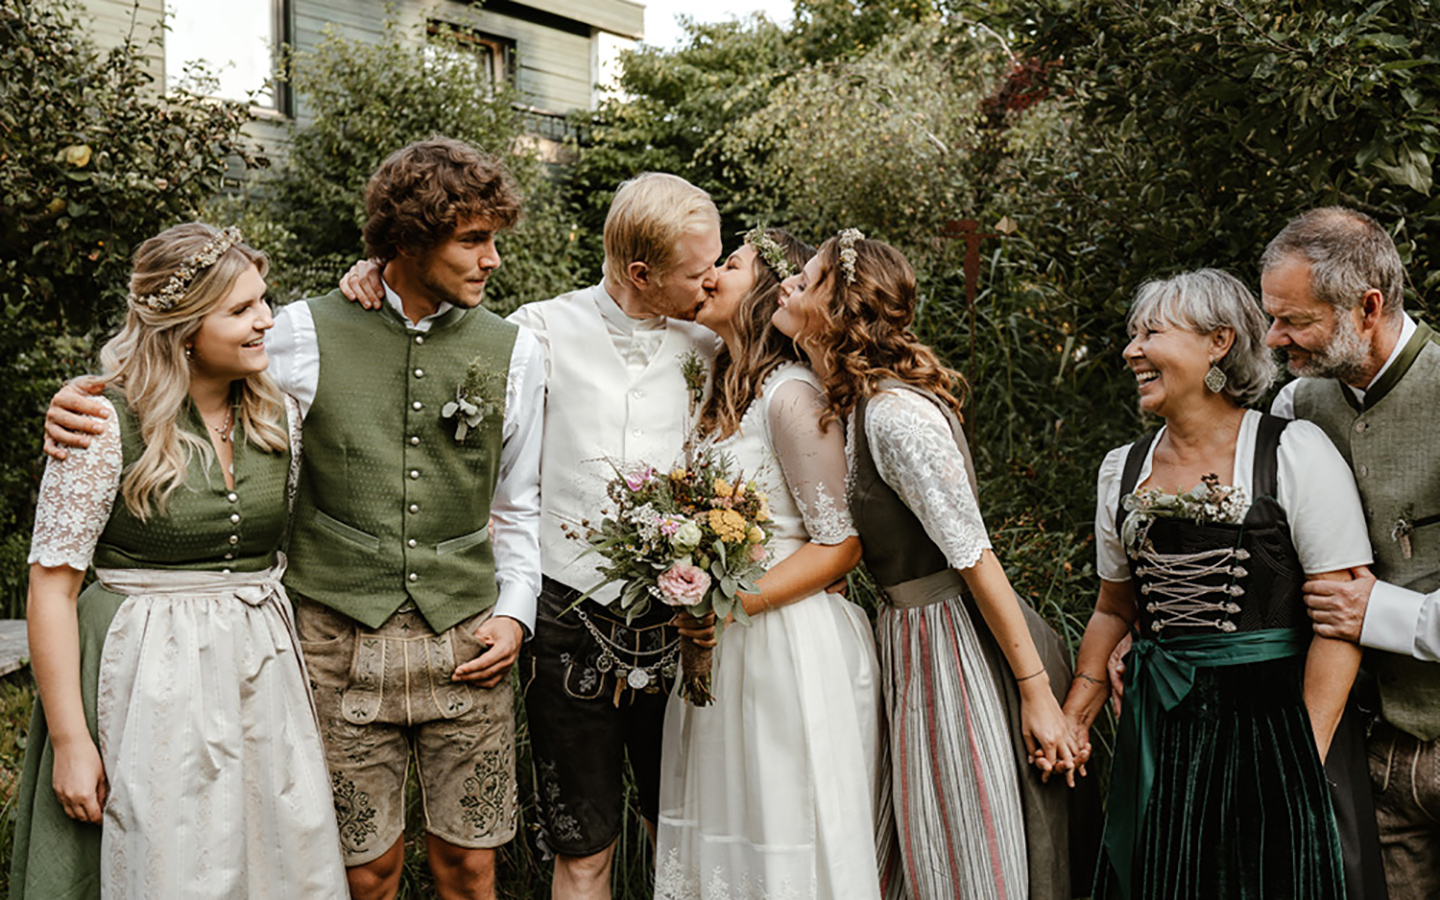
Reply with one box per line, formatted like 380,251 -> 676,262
1287,312 -> 1370,383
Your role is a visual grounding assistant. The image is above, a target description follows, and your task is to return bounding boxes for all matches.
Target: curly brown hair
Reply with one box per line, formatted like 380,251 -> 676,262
807,235 -> 967,427
362,137 -> 522,262
698,229 -> 815,440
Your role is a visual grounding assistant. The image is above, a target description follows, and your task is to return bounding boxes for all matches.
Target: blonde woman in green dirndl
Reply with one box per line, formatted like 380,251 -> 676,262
10,223 -> 346,899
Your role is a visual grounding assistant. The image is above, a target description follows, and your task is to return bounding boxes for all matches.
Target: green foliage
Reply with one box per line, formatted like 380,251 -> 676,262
259,17 -> 578,312
565,17 -> 799,277
10,0 -> 1440,893
0,0 -> 262,617
1025,0 -> 1440,305
722,19 -> 1007,265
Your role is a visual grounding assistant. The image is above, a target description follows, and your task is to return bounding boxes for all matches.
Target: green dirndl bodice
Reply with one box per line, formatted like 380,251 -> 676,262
9,394 -> 289,900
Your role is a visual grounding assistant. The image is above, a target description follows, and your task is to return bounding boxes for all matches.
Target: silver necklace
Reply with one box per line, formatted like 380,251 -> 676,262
210,406 -> 234,443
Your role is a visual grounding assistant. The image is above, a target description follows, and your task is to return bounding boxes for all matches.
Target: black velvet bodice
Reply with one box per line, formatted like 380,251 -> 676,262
1117,414 -> 1307,638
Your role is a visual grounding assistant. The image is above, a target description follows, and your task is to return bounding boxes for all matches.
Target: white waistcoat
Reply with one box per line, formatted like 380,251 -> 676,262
512,284 -> 718,600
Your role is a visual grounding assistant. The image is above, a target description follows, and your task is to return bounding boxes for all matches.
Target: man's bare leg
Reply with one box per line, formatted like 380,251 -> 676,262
552,841 -> 616,900
428,834 -> 498,900
347,837 -> 405,900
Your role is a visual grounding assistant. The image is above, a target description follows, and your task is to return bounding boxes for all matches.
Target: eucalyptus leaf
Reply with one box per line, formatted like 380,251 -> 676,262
731,599 -> 752,625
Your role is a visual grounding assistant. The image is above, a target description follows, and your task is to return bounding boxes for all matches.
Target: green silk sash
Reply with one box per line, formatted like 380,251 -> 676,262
1102,627 -> 1312,899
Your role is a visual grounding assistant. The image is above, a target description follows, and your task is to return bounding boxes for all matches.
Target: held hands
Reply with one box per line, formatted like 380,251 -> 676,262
339,259 -> 386,309
43,378 -> 108,461
452,615 -> 525,688
52,736 -> 108,824
1065,714 -> 1093,785
1304,566 -> 1374,643
1019,677 -> 1080,786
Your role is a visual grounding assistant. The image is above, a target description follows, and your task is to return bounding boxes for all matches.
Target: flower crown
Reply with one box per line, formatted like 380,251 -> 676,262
836,228 -> 865,285
128,226 -> 245,312
742,226 -> 794,280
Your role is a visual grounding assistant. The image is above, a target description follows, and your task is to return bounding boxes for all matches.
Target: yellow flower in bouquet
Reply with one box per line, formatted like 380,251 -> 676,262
712,478 -> 734,498
708,508 -> 749,542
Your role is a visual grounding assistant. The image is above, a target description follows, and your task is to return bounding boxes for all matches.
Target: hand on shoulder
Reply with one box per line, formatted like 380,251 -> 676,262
44,377 -> 109,460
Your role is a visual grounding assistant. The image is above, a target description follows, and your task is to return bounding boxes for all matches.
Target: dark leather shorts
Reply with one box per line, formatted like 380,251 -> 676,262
521,578 -> 676,857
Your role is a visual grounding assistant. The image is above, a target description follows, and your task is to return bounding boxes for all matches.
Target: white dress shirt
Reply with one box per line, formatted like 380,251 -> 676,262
266,283 -> 545,632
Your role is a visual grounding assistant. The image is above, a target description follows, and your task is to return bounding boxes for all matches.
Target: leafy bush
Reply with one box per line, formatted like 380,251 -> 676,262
0,0 -> 263,618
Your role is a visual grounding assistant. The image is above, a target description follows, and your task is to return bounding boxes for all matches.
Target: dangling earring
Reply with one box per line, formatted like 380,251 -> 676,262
1204,360 -> 1227,393
184,344 -> 194,360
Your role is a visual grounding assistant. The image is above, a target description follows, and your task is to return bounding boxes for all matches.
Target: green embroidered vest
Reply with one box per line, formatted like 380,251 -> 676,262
93,390 -> 288,572
1294,321 -> 1440,740
284,290 -> 517,633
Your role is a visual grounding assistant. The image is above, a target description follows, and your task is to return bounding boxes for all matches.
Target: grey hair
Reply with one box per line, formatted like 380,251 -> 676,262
1260,206 -> 1404,319
1127,268 -> 1277,406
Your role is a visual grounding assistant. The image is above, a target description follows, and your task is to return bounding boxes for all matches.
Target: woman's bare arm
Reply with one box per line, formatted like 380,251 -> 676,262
27,564 -> 108,823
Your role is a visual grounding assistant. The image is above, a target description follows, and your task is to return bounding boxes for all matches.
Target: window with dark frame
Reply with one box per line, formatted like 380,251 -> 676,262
426,20 -> 516,91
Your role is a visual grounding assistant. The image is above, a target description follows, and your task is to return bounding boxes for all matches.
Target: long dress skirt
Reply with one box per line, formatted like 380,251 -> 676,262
655,589 -> 893,899
9,563 -> 347,899
1093,657 -> 1346,900
877,595 -> 1029,900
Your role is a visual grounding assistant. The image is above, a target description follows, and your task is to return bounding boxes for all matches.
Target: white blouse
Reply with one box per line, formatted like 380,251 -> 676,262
1094,410 -> 1373,582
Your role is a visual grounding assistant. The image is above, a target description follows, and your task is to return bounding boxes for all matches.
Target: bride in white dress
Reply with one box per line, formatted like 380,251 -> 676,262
654,229 -> 896,900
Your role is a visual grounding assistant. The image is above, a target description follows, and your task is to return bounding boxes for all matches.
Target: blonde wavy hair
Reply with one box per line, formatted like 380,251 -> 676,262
100,222 -> 287,519
698,229 -> 815,440
805,235 -> 967,428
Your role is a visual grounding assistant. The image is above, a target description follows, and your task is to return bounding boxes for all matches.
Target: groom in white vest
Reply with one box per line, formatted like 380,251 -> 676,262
510,173 -> 721,899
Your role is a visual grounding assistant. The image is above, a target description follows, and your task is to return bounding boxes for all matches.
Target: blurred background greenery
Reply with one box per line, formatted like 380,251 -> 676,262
3,0 -> 1439,895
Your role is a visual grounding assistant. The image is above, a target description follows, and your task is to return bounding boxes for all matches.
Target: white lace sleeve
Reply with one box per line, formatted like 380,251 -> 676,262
866,390 -> 991,569
766,375 -> 857,545
29,396 -> 123,571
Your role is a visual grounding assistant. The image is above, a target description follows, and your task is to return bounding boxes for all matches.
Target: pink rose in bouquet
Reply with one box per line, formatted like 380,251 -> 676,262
656,562 -> 711,607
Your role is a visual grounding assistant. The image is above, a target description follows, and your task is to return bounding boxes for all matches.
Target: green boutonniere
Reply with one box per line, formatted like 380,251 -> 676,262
679,350 -> 707,416
441,358 -> 506,443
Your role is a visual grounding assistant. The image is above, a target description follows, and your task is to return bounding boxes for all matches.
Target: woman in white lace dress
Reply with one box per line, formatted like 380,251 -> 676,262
771,231 -> 1078,900
654,229 -> 899,900
10,224 -> 346,900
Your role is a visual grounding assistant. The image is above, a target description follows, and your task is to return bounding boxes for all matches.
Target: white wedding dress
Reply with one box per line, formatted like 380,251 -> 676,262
654,364 -> 893,900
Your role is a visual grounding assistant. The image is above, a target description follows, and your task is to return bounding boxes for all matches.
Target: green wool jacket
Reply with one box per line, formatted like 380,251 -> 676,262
284,290 -> 517,634
1294,321 -> 1440,741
